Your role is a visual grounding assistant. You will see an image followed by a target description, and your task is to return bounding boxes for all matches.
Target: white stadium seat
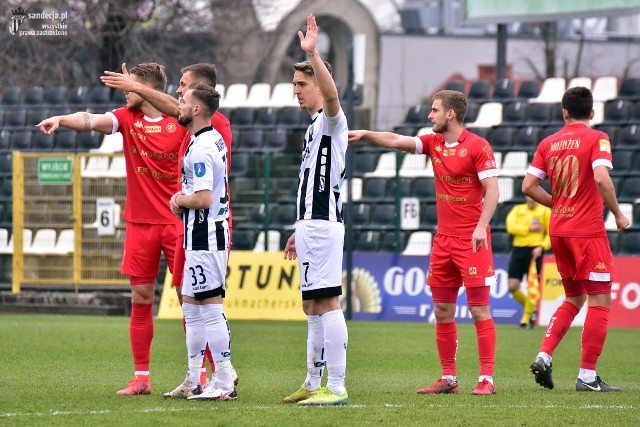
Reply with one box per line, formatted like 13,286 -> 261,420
403,231 -> 432,255
592,76 -> 618,102
269,83 -> 298,107
244,83 -> 272,107
465,102 -> 503,128
219,83 -> 248,108
529,77 -> 566,103
253,230 -> 281,252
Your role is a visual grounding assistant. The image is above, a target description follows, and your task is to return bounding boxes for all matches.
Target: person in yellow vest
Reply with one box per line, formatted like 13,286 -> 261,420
505,196 -> 551,328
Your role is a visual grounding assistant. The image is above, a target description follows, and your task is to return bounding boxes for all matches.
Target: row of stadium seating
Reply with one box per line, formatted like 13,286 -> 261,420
2,226 -> 639,257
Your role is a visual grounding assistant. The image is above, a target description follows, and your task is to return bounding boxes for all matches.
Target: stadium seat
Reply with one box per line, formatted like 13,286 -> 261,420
464,102 -> 481,124
603,99 -> 632,124
380,231 -> 406,253
594,124 -> 618,144
254,107 -> 279,127
3,107 -> 27,128
541,125 -> 562,140
341,83 -> 363,106
110,89 -> 127,107
492,202 -> 514,228
529,77 -> 565,103
491,79 -> 515,101
0,228 -> 9,254
4,229 -> 33,254
590,101 -> 605,126
0,151 -> 11,176
9,130 -> 32,150
393,125 -> 417,136
618,177 -> 640,203
22,86 -> 45,106
501,101 -> 527,125
417,126 -> 433,136
26,108 -> 49,126
524,102 -> 552,125
617,78 -> 640,101
491,231 -> 512,254
67,86 -> 89,105
236,128 -> 264,151
31,132 -> 55,151
618,124 -> 640,148
1,87 -> 22,105
611,150 -> 635,175
420,203 -> 438,229
341,177 -> 362,203
97,133 -> 123,153
0,178 -> 11,200
607,231 -> 619,255
76,131 -> 102,151
271,204 -> 296,230
106,156 -> 126,178
514,125 -> 542,150
402,231 -> 432,255
220,83 -> 248,108
567,76 -> 592,91
81,155 -> 110,178
364,151 -> 401,178
549,103 -> 564,125
592,76 -> 618,102
0,130 -> 9,150
278,106 -> 308,128
618,231 -> 640,254
489,126 -> 516,149
369,204 -> 396,229
402,104 -> 430,127
349,203 -> 372,229
24,228 -> 56,255
411,177 -> 436,200
355,230 -> 381,252
253,229 -> 281,252
467,80 -> 491,103
244,83 -> 271,108
630,100 -> 640,123
465,102 -> 502,128
269,82 -> 297,107
52,229 -> 74,255
231,107 -> 256,128
86,86 -> 111,107
399,153 -> 433,177
45,86 -> 68,105
54,129 -> 77,151
263,128 -> 288,152
232,229 -> 255,250
515,79 -> 540,100
361,178 -> 389,201
499,151 -> 529,177
352,152 -> 379,177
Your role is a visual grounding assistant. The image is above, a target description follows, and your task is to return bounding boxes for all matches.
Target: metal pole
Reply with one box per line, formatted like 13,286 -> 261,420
496,23 -> 507,81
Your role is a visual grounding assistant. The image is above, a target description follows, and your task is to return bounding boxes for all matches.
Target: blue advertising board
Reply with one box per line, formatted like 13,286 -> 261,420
341,253 -> 521,324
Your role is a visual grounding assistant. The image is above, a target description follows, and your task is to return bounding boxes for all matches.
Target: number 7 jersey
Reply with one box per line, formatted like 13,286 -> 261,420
527,122 -> 613,238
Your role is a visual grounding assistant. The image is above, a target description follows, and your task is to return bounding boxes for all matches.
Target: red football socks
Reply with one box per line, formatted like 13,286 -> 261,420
580,305 -> 609,370
540,301 -> 580,356
130,303 -> 154,372
475,318 -> 496,376
436,321 -> 458,376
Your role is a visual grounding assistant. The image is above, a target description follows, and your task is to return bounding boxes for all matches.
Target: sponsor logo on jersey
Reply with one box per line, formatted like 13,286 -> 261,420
166,123 -> 177,133
195,162 -> 206,177
485,160 -> 496,168
469,266 -> 477,276
433,157 -> 442,165
599,138 -> 611,153
134,120 -> 143,129
595,262 -> 606,270
145,125 -> 162,133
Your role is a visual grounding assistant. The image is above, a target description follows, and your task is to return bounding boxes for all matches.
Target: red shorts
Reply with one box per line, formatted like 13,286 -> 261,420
428,234 -> 496,288
432,286 -> 490,306
121,222 -> 178,281
551,236 -> 613,282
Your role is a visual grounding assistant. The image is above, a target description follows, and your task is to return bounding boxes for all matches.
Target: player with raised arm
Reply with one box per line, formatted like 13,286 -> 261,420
349,90 -> 500,395
281,14 -> 349,406
37,63 -> 188,396
163,83 -> 237,401
524,86 -> 629,392
102,63 -> 233,387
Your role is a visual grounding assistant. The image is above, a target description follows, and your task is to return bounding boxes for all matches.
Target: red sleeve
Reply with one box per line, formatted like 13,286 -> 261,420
212,111 -> 232,172
110,107 -> 130,133
474,138 -> 497,173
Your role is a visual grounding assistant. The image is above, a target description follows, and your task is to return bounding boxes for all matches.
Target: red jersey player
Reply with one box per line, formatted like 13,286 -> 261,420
349,90 -> 500,395
37,63 -> 189,395
102,63 -> 233,387
524,86 -> 629,392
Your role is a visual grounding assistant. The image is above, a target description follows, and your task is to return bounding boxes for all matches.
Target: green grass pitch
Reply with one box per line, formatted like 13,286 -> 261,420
0,315 -> 638,426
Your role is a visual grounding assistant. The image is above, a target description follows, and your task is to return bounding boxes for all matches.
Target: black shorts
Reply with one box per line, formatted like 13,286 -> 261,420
507,246 -> 542,280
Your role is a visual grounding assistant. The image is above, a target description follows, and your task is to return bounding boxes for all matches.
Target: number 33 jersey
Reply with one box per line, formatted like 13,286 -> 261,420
182,126 -> 230,251
527,123 -> 613,238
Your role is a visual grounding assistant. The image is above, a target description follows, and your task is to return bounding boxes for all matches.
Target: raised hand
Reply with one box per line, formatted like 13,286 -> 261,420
297,14 -> 318,55
101,63 -> 140,92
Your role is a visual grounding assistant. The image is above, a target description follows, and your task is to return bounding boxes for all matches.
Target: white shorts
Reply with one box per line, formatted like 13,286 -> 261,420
181,250 -> 227,300
295,219 -> 344,300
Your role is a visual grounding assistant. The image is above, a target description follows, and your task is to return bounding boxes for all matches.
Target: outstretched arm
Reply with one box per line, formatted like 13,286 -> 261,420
36,112 -> 113,135
299,15 -> 340,118
101,63 -> 180,118
348,129 -> 417,153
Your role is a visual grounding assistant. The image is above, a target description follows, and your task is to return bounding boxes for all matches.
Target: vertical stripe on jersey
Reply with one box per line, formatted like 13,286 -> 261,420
311,135 -> 332,220
215,220 -> 226,251
183,208 -> 190,248
298,168 -> 310,220
192,208 -> 210,250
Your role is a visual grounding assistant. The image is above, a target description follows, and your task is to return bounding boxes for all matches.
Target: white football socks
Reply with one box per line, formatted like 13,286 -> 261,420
322,309 -> 348,395
182,302 -> 206,386
305,314 -> 324,390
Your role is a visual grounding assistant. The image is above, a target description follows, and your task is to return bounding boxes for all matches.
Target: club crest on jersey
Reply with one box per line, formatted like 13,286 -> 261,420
166,123 -> 177,133
194,162 -> 206,177
458,148 -> 468,157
